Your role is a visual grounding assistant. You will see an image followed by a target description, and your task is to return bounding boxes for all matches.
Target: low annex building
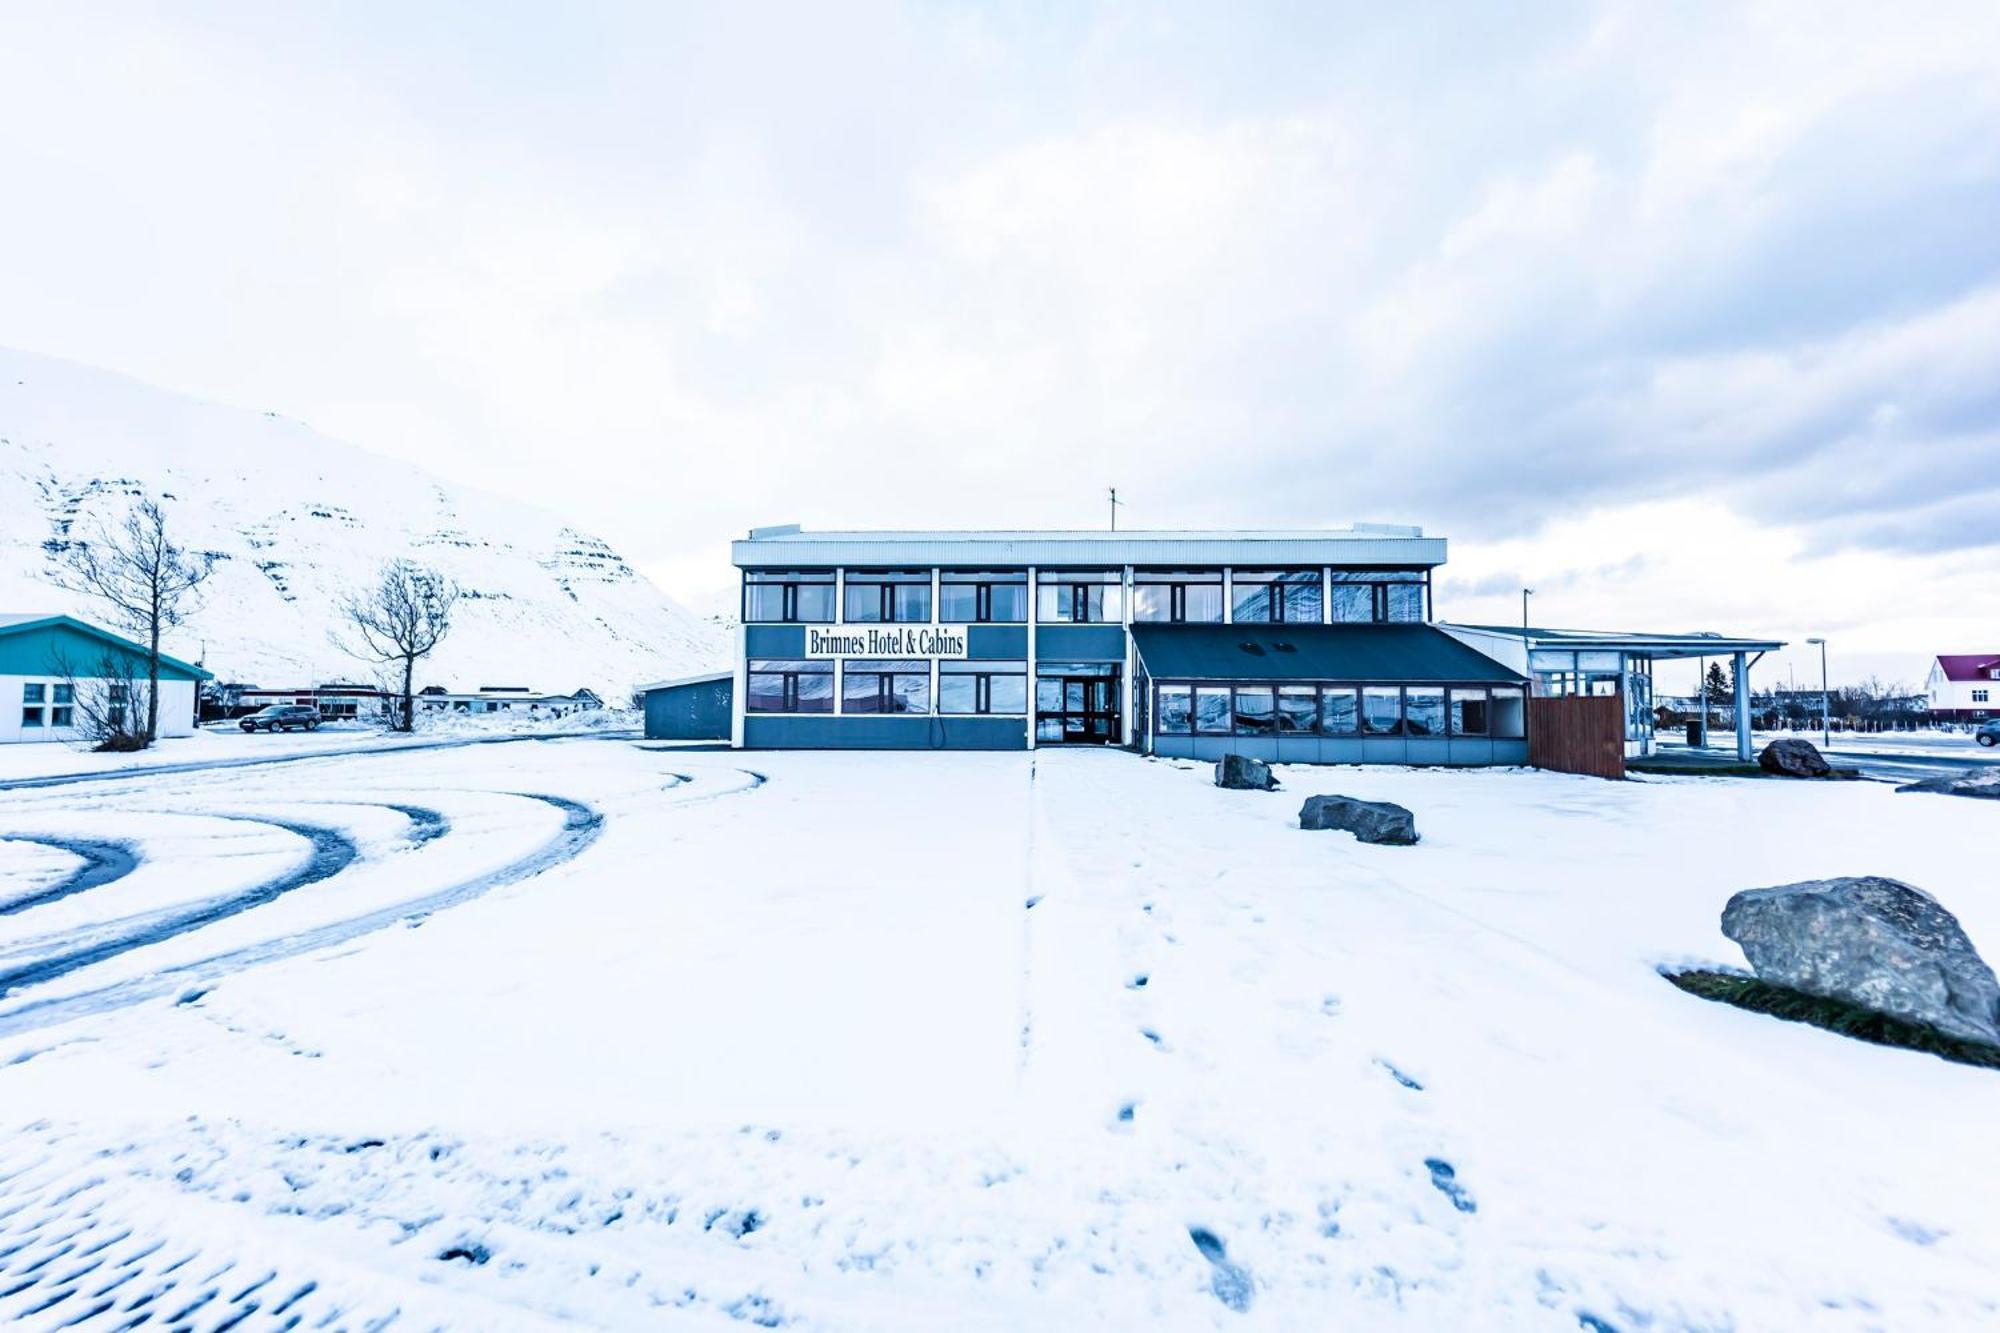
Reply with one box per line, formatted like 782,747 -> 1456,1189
0,613 -> 206,744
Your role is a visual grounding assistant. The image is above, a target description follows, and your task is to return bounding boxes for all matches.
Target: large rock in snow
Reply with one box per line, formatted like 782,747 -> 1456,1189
1897,770 -> 2000,801
1299,795 -> 1418,845
1214,755 -> 1276,791
1721,876 -> 2000,1046
1759,738 -> 1832,778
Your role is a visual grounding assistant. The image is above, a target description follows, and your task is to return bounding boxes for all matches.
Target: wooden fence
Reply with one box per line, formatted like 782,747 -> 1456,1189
1527,695 -> 1625,779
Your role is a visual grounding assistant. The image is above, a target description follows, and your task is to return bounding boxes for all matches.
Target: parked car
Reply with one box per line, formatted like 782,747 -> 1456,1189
1978,719 -> 2000,747
240,704 -> 322,733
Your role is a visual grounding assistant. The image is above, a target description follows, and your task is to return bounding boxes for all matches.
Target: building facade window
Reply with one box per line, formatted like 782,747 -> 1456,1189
1230,570 -> 1323,624
742,569 -> 835,623
1975,689 -> 1991,704
844,570 -> 932,624
1403,687 -> 1446,736
1152,682 -> 1522,739
745,659 -> 833,713
842,659 -> 931,714
938,571 -> 1028,623
1328,569 -> 1427,623
1132,570 -> 1224,623
1036,571 -> 1123,623
21,681 -> 46,728
939,660 -> 1028,713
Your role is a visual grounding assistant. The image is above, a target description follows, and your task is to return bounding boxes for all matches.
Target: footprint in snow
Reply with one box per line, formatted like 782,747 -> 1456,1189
1187,1226 -> 1253,1312
1376,1058 -> 1423,1091
1424,1158 -> 1477,1213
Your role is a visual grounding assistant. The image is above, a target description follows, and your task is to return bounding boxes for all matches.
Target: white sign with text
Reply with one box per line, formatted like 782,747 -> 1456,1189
804,625 -> 971,659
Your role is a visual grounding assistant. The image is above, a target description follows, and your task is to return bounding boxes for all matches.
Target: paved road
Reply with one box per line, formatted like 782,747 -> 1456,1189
1824,743 -> 2000,785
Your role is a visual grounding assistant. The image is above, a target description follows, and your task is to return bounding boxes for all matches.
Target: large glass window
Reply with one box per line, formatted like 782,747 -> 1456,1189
1194,687 -> 1232,734
938,571 -> 1027,623
939,660 -> 1027,714
1404,687 -> 1446,736
1037,571 -> 1123,623
1133,570 -> 1223,623
743,570 -> 835,623
745,659 -> 833,713
1362,687 -> 1403,735
1450,688 -> 1489,736
1277,686 -> 1317,734
1157,685 -> 1193,733
1318,687 -> 1359,734
1329,570 -> 1427,623
842,659 -> 930,714
844,570 -> 931,624
21,681 -> 46,729
1491,687 -> 1526,739
1230,570 -> 1322,623
1233,686 -> 1276,734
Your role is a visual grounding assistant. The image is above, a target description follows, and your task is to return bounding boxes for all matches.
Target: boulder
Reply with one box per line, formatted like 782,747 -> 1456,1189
1897,770 -> 2000,801
1299,795 -> 1418,845
1214,755 -> 1277,791
1720,876 -> 2000,1046
1759,738 -> 1832,778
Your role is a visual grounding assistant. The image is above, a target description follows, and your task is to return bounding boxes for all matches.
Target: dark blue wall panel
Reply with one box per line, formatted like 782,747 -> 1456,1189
644,679 -> 733,739
745,626 -> 806,657
1034,625 -> 1128,663
968,625 -> 1029,658
745,715 -> 1026,750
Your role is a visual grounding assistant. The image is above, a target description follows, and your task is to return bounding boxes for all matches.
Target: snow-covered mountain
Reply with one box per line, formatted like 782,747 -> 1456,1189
0,348 -> 725,698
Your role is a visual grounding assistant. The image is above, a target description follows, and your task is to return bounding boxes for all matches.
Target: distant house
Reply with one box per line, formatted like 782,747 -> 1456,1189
417,686 -> 601,715
227,683 -> 389,721
1927,654 -> 2000,722
0,613 -> 206,744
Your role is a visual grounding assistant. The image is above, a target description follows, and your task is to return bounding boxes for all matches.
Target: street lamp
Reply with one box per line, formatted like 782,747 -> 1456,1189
1522,587 -> 1533,636
1806,637 -> 1829,749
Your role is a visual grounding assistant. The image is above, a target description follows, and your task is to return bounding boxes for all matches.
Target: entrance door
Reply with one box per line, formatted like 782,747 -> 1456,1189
1036,669 -> 1121,744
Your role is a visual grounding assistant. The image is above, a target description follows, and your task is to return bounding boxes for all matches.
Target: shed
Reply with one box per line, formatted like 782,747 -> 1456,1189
640,671 -> 734,741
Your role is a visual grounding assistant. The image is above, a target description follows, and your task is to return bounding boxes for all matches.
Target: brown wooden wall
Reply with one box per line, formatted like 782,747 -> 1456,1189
1527,695 -> 1626,779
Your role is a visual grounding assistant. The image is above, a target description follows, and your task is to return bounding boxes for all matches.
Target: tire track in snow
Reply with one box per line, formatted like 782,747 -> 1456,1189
0,821 -> 357,1001
0,795 -> 594,1035
0,840 -> 137,917
0,768 -> 768,1035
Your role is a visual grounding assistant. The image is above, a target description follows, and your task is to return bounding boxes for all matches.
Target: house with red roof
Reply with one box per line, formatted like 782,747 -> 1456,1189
1926,654 -> 2000,722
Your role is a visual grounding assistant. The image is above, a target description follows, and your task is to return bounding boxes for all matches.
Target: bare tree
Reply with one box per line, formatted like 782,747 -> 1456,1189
337,560 -> 460,733
51,646 -> 149,752
56,498 -> 213,745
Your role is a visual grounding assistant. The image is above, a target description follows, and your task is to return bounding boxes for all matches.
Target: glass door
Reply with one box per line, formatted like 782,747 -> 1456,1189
1036,664 -> 1122,743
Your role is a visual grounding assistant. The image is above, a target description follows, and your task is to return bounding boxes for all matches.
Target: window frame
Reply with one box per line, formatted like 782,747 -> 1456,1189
840,658 -> 932,714
745,658 -> 834,713
1035,570 -> 1124,624
1146,681 -> 1518,738
938,570 -> 1029,624
741,569 -> 836,624
938,659 -> 1028,714
1132,569 -> 1224,624
841,569 -> 933,625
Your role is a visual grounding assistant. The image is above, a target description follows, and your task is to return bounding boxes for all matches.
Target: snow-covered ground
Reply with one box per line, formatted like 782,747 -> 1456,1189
0,743 -> 1996,1329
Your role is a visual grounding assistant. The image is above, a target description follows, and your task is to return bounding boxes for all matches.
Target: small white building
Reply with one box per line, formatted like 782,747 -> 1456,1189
0,613 -> 205,744
1926,654 -> 2000,722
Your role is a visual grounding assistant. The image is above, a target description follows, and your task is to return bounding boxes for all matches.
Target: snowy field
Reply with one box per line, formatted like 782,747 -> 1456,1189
0,740 -> 1996,1330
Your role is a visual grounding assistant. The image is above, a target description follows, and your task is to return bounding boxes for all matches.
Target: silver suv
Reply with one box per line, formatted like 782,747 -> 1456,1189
240,704 -> 322,733
1978,719 -> 2000,748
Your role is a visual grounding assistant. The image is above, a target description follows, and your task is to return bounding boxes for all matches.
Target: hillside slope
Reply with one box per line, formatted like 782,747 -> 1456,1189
0,349 -> 724,698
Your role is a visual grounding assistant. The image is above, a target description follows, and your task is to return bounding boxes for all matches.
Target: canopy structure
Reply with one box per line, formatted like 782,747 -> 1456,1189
1440,624 -> 1787,760
1130,623 -> 1525,684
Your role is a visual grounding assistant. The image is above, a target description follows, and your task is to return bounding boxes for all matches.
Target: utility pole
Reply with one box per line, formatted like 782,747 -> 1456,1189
1521,587 -> 1533,637
1807,637 -> 1829,749
1108,487 -> 1122,532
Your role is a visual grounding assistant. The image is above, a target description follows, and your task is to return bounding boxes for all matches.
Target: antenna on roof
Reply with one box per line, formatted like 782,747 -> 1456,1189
1108,487 -> 1122,532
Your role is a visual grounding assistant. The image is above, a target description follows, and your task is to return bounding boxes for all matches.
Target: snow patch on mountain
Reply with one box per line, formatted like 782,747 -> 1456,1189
0,348 -> 725,697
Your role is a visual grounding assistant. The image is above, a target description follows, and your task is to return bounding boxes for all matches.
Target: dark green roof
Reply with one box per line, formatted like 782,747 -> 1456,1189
0,614 -> 209,680
1131,623 -> 1525,684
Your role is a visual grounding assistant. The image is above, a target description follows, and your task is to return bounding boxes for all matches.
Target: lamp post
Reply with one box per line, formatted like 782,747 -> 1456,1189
1806,637 -> 1829,748
1521,587 -> 1533,635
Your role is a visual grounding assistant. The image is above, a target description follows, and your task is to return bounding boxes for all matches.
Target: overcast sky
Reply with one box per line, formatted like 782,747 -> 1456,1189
4,1 -> 1998,691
